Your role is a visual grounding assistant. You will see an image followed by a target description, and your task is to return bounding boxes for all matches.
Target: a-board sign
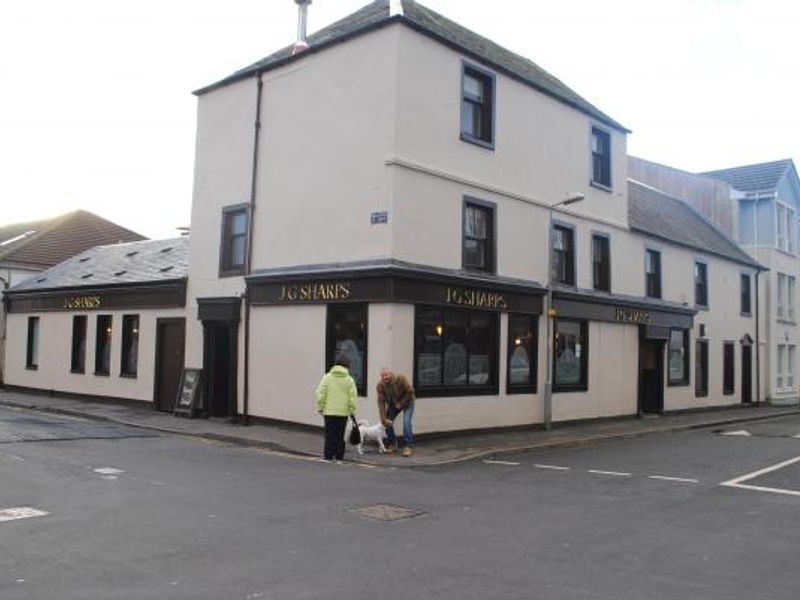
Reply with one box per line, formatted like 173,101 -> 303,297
174,368 -> 202,418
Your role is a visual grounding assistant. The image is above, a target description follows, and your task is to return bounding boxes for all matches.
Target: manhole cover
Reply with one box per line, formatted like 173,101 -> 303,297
352,504 -> 425,522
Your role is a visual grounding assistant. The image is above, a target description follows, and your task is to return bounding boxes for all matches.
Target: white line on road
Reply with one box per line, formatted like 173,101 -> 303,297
648,475 -> 700,483
534,464 -> 570,471
0,507 -> 49,522
588,469 -> 631,477
483,460 -> 520,466
720,455 -> 800,497
93,467 -> 125,475
722,430 -> 752,437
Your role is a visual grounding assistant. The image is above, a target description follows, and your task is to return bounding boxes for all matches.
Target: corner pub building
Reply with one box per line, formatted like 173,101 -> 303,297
3,1 -> 766,434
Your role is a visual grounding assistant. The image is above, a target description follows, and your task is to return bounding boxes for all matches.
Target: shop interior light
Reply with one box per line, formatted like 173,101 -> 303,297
435,324 -> 443,337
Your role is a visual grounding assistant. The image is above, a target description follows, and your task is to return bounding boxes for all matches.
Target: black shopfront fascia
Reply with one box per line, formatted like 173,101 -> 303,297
247,263 -> 546,399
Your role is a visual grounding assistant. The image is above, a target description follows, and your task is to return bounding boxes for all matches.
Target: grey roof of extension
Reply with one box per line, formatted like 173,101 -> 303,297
9,237 -> 189,292
195,0 -> 628,133
628,180 -> 763,270
699,159 -> 795,193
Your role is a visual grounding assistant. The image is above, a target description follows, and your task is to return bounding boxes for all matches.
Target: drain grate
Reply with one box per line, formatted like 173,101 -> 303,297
352,503 -> 426,522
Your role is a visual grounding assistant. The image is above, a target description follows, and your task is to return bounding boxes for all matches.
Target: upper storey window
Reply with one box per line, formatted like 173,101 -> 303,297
776,202 -> 796,253
219,205 -> 249,277
591,127 -> 612,189
463,199 -> 495,273
461,65 -> 495,149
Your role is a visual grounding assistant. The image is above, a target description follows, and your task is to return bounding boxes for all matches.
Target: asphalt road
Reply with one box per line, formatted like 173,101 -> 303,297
1,405 -> 800,600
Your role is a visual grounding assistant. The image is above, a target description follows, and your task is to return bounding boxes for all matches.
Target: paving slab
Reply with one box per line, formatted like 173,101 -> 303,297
1,388 -> 798,467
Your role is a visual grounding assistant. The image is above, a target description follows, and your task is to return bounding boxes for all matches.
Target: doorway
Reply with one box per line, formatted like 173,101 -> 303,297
741,342 -> 753,404
154,318 -> 186,412
639,338 -> 665,415
202,322 -> 238,419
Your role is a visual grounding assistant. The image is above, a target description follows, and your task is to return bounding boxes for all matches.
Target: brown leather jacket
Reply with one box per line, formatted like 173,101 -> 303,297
376,373 -> 415,422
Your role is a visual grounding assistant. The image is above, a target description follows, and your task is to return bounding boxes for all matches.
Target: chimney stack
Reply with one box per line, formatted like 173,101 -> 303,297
292,0 -> 312,55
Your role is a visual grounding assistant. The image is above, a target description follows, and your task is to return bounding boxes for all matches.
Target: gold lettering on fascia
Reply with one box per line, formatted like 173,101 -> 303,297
62,296 -> 102,310
277,282 -> 352,302
613,307 -> 652,324
445,287 -> 507,310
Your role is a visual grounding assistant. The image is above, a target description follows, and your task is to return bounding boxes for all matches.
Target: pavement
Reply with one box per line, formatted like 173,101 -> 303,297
1,387 -> 798,467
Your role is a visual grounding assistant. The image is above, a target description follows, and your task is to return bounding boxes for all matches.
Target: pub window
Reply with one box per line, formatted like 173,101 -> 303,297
740,273 -> 752,315
414,306 -> 499,396
26,316 -> 40,370
668,329 -> 690,386
551,225 -> 575,286
645,249 -> 661,299
463,200 -> 495,273
219,205 -> 249,276
507,314 -> 537,394
695,339 -> 709,397
326,304 -> 368,396
592,234 -> 611,292
723,341 -> 735,395
70,316 -> 87,373
460,64 -> 494,147
553,319 -> 588,393
95,315 -> 112,376
695,261 -> 708,307
120,314 -> 140,377
591,127 -> 612,188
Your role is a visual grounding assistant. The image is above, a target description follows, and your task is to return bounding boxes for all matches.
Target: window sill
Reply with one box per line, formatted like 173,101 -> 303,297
553,384 -> 588,394
776,318 -> 796,325
667,380 -> 689,387
645,293 -> 662,301
590,180 -> 612,193
740,312 -> 752,318
94,371 -> 110,377
460,133 -> 495,151
416,386 -> 499,398
25,365 -> 38,371
723,391 -> 735,396
218,269 -> 246,279
70,369 -> 85,375
120,372 -> 138,379
695,391 -> 709,398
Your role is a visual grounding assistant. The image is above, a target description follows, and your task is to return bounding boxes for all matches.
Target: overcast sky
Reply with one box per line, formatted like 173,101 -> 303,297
1,0 -> 797,239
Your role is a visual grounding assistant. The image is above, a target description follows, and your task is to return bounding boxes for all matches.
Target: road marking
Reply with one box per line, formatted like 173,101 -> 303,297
722,430 -> 752,437
0,507 -> 49,522
588,469 -> 631,477
483,459 -> 520,466
648,475 -> 700,483
93,467 -> 124,475
534,464 -> 570,471
720,455 -> 800,497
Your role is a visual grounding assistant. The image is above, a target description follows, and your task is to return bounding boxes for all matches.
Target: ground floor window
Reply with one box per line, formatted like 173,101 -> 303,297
414,305 -> 499,396
777,344 -> 796,390
507,313 -> 538,394
668,329 -> 690,386
121,315 -> 140,377
695,339 -> 709,397
723,341 -> 735,395
326,304 -> 367,396
71,316 -> 87,373
789,346 -> 797,389
553,319 -> 588,393
95,315 -> 112,376
26,316 -> 39,369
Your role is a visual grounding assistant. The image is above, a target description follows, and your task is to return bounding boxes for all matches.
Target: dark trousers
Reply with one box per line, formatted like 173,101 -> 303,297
323,416 -> 348,460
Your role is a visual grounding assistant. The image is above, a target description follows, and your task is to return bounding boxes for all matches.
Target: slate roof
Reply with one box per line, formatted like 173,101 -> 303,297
10,237 -> 189,292
699,159 -> 794,193
628,180 -> 762,269
0,210 -> 145,270
195,0 -> 627,133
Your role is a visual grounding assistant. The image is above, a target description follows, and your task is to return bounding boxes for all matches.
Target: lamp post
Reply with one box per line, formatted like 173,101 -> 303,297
543,192 -> 585,430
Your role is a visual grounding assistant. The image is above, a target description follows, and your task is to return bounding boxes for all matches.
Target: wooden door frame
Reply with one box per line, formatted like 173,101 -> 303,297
152,317 -> 186,412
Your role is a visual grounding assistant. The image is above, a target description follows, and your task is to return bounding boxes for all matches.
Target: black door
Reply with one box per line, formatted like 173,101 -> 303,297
741,345 -> 753,404
154,319 -> 185,412
203,323 -> 238,419
640,339 -> 664,415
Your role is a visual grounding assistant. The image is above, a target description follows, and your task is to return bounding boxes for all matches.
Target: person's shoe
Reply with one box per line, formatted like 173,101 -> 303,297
384,444 -> 397,454
402,447 -> 413,457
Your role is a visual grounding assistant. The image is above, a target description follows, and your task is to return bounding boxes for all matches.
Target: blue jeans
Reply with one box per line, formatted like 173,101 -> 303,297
385,403 -> 415,447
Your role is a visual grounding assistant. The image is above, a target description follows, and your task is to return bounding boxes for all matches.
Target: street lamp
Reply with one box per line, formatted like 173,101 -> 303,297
543,192 -> 585,431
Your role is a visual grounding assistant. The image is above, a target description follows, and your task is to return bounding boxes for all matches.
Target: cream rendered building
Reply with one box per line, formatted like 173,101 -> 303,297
183,0 -> 764,434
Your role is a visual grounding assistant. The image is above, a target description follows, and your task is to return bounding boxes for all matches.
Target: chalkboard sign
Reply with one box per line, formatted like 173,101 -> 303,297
174,368 -> 202,418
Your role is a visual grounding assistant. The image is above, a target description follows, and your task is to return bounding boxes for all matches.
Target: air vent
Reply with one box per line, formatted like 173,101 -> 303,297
80,273 -> 93,279
125,251 -> 139,258
159,247 -> 173,253
79,256 -> 91,263
114,270 -> 127,277
35,276 -> 47,283
159,266 -> 174,273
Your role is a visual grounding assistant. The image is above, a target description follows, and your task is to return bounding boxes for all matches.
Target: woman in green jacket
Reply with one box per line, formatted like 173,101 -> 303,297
316,354 -> 357,461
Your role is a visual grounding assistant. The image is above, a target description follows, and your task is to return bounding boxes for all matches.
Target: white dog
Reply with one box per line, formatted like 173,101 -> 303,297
355,419 -> 387,454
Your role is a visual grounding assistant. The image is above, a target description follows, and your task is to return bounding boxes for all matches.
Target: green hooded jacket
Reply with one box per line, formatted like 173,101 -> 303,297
316,365 -> 357,417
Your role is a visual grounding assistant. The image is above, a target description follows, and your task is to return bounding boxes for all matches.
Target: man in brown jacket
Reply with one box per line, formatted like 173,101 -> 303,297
376,367 -> 415,456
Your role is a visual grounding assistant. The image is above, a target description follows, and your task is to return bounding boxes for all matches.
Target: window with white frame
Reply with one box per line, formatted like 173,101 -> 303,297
787,206 -> 796,253
777,204 -> 786,250
789,345 -> 797,388
777,344 -> 786,388
777,273 -> 787,319
789,276 -> 797,321
776,203 -> 796,253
